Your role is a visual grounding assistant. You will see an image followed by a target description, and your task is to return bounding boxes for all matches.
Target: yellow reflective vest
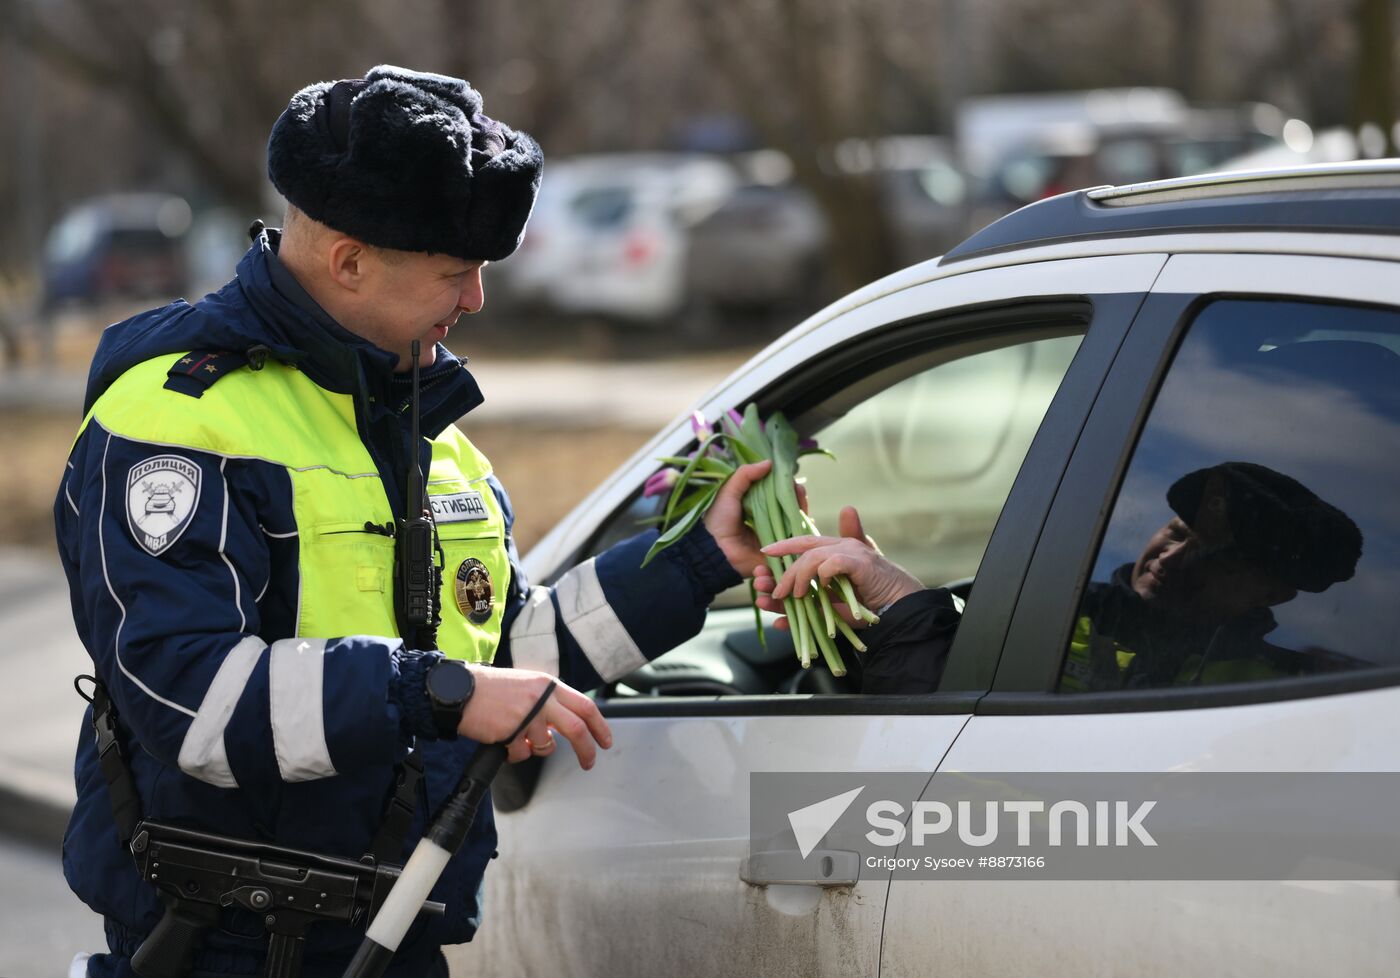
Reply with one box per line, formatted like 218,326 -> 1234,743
83,353 -> 508,661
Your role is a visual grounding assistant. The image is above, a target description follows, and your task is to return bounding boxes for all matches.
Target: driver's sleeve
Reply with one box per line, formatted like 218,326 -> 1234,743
487,475 -> 740,691
858,589 -> 962,694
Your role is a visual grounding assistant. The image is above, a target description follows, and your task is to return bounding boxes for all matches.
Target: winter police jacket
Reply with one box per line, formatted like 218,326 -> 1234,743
55,232 -> 739,976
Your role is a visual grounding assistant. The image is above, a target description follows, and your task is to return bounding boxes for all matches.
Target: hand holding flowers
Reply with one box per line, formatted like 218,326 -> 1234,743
641,404 -> 883,676
754,504 -> 924,630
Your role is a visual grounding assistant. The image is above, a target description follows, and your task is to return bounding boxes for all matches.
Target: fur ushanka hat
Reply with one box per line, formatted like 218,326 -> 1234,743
1166,462 -> 1362,593
267,65 -> 542,262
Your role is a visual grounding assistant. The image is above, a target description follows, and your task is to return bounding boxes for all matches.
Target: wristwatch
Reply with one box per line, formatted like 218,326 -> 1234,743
425,658 -> 475,740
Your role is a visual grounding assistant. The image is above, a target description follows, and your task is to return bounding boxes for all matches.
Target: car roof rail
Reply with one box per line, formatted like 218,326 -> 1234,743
941,159 -> 1400,265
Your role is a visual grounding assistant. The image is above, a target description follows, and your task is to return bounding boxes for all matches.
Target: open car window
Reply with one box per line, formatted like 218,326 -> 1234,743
589,322 -> 1084,698
797,333 -> 1080,591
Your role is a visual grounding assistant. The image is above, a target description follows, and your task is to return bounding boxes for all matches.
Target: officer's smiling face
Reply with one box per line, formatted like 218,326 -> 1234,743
1130,514 -> 1297,625
359,250 -> 487,371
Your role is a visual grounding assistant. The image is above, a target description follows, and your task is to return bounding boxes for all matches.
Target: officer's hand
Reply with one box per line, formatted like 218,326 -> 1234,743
703,460 -> 781,578
459,667 -> 612,769
754,506 -> 923,627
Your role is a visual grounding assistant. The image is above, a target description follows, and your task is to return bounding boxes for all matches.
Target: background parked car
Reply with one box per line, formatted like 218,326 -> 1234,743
465,162 -> 1400,978
493,153 -> 739,325
683,180 -> 829,318
41,193 -> 192,310
972,105 -> 1287,226
865,135 -> 972,266
685,139 -> 970,324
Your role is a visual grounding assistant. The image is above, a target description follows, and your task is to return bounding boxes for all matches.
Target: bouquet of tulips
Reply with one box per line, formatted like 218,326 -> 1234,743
641,403 -> 878,676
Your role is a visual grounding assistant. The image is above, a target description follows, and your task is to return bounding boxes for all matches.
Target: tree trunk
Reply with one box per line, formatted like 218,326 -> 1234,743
1352,0 -> 1397,154
690,0 -> 900,294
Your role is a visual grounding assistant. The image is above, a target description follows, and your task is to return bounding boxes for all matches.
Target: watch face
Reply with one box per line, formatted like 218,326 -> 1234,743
429,661 -> 474,703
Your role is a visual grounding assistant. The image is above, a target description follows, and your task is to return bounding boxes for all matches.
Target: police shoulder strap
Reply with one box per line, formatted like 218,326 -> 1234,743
75,675 -> 142,847
368,749 -> 425,864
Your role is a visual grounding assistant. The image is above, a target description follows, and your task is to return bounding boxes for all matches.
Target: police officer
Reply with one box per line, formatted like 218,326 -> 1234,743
56,65 -> 771,977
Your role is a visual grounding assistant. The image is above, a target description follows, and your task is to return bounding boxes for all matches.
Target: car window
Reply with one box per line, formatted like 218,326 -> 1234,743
1057,299 -> 1400,694
569,187 -> 633,229
587,329 -> 1083,605
107,228 -> 179,257
45,210 -> 100,263
914,162 -> 967,207
996,154 -> 1061,203
579,318 -> 1087,700
797,334 -> 1081,590
1097,137 -> 1160,185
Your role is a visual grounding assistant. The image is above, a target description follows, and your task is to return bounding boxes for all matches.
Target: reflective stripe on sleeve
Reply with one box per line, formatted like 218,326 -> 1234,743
508,587 -> 559,676
269,638 -> 338,782
177,635 -> 267,788
554,558 -> 645,681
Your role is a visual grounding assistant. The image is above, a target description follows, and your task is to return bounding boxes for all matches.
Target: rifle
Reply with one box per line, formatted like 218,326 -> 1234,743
128,821 -> 444,978
74,675 -> 442,978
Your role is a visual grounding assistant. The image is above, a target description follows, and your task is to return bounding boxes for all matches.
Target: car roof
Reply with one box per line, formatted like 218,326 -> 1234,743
941,159 -> 1400,265
61,193 -> 191,231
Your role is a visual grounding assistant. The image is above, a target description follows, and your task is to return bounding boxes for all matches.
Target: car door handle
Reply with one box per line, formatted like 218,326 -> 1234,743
740,849 -> 860,887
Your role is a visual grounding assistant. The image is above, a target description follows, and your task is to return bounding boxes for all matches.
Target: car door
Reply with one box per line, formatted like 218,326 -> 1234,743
880,252 -> 1400,978
461,254 -> 1167,977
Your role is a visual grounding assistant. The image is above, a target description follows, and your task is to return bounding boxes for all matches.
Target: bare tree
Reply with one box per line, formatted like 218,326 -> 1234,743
0,0 -> 449,213
1352,0 -> 1397,153
439,0 -> 652,154
684,0 -> 924,292
1171,0 -> 1208,100
0,0 -> 1385,295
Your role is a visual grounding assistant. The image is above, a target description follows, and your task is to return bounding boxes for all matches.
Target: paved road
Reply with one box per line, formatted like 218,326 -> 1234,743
0,835 -> 105,978
0,549 -> 87,846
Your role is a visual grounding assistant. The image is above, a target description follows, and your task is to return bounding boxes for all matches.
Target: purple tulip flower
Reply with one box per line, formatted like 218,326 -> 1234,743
689,411 -> 713,439
643,467 -> 680,498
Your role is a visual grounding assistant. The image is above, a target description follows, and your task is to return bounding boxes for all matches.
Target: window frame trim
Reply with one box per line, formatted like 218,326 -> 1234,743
586,293 -> 1150,719
600,692 -> 984,719
977,665 -> 1400,715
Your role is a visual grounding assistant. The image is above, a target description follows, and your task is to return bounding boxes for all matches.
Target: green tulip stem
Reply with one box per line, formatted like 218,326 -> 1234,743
834,614 -> 868,653
836,574 -> 879,625
816,584 -> 838,639
799,596 -> 845,677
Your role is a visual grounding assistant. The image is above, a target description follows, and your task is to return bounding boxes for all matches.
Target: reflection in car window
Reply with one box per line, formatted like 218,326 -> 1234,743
1058,299 -> 1400,694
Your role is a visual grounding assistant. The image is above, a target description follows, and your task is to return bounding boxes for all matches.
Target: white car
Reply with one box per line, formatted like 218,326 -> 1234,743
495,153 -> 738,325
465,162 -> 1400,978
